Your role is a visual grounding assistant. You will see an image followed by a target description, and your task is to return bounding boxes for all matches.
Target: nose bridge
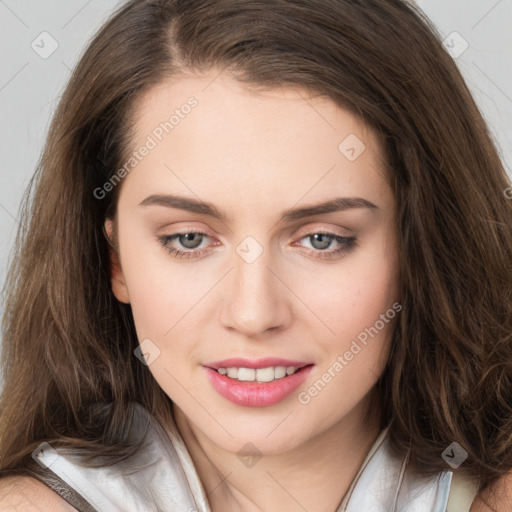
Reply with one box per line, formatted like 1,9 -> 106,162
219,237 -> 290,336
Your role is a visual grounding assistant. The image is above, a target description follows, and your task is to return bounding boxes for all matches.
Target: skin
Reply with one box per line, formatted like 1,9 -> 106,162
105,68 -> 407,511
471,481 -> 512,512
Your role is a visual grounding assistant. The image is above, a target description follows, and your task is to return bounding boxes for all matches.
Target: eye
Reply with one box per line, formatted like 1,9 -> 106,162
294,231 -> 358,260
158,229 -> 358,260
158,231 -> 213,259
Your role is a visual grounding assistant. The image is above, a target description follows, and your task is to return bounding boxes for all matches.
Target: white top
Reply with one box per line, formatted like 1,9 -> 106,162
33,402 -> 477,512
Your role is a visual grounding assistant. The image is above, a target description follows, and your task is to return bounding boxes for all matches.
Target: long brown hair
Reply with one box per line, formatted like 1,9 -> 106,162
1,0 -> 511,491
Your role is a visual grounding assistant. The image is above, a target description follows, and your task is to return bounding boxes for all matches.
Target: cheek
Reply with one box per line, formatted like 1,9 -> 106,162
297,245 -> 398,416
297,274 -> 397,424
118,229 -> 210,338
123,256 -> 206,395
296,246 -> 399,346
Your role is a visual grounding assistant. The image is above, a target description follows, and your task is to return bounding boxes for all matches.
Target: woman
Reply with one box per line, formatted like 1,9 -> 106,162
0,0 -> 511,510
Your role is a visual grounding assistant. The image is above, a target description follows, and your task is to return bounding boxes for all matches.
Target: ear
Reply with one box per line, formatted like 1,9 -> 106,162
104,219 -> 130,304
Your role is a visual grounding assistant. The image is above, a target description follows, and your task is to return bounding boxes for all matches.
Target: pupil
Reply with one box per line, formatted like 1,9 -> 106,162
181,233 -> 202,249
312,234 -> 331,250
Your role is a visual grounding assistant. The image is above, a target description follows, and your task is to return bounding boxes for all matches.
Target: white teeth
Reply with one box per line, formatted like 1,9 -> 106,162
227,367 -> 238,378
274,366 -> 286,379
217,366 -> 299,382
237,368 -> 255,381
256,367 -> 274,382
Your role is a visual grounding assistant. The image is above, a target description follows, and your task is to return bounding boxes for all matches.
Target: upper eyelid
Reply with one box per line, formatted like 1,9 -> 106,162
162,228 -> 350,239
159,222 -> 352,238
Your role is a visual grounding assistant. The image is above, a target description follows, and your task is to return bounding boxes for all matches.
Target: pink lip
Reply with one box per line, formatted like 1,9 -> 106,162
205,357 -> 311,370
204,363 -> 314,408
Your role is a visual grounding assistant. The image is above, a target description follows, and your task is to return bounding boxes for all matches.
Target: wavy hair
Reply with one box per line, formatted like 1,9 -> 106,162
1,0 -> 511,492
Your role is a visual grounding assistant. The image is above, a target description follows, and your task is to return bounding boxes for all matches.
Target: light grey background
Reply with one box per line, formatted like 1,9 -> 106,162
0,0 -> 511,341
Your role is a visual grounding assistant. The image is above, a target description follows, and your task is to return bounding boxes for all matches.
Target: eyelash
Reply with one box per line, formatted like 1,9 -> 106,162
157,230 -> 358,260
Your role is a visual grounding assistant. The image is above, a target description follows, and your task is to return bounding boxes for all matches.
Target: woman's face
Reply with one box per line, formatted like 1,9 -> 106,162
107,70 -> 400,455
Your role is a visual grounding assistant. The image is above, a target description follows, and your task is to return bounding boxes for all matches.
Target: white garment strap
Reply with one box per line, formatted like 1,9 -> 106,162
338,426 -> 453,511
34,403 -> 209,512
35,403 -> 457,512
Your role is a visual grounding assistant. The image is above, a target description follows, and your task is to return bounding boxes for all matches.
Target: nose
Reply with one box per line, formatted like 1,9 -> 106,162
219,245 -> 292,338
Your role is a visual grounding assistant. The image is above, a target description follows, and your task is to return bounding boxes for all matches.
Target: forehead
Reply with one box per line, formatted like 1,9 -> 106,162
119,70 -> 392,214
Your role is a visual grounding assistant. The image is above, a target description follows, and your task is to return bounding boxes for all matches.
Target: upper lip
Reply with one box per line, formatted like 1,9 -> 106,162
205,357 -> 313,370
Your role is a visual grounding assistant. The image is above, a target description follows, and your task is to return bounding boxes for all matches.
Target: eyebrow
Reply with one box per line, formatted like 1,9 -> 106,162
139,194 -> 378,222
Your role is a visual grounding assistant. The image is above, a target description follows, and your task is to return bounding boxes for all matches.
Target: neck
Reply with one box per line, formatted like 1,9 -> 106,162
172,391 -> 382,512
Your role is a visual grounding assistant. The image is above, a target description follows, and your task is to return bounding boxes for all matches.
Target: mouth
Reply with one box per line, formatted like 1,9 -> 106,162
203,358 -> 314,407
204,357 -> 312,382
208,364 -> 311,383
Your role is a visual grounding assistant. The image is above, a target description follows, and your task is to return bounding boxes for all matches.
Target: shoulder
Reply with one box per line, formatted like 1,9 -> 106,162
0,476 -> 77,511
470,473 -> 512,512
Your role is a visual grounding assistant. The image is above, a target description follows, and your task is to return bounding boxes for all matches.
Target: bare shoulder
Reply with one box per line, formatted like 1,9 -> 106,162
470,474 -> 512,512
0,475 -> 78,511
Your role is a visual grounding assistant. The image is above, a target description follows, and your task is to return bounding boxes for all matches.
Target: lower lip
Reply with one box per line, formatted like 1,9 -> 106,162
204,365 -> 313,407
